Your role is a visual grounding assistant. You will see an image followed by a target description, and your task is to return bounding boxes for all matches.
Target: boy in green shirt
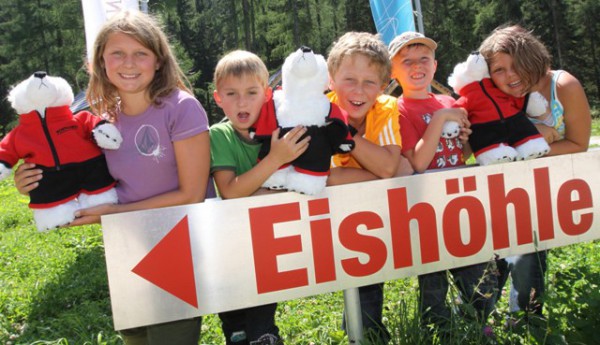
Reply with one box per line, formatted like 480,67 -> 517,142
210,50 -> 309,344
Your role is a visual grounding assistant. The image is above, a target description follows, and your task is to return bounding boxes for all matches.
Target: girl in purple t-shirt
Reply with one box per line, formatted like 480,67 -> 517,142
14,11 -> 210,345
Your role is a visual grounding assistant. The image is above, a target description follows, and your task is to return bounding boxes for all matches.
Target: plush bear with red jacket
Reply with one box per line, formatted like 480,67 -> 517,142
447,52 -> 550,166
0,72 -> 122,231
250,47 -> 354,195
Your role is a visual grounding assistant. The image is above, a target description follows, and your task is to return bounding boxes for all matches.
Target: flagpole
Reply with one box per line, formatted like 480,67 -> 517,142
140,0 -> 148,13
413,0 -> 425,34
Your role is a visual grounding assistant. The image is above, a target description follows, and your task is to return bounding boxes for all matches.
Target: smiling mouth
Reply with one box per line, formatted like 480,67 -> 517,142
411,73 -> 426,80
508,80 -> 522,88
350,101 -> 365,107
119,73 -> 140,79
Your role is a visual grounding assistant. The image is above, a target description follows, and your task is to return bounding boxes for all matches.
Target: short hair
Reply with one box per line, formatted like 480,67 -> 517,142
479,25 -> 552,93
87,11 -> 191,120
213,50 -> 269,89
327,32 -> 391,85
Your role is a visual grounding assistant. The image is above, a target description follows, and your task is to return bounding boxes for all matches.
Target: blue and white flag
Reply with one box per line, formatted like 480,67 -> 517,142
369,0 -> 415,45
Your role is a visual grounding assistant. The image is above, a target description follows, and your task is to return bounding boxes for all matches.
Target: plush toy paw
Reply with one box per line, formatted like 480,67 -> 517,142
441,121 -> 460,139
526,92 -> 549,118
476,144 -> 518,166
262,166 -> 291,190
93,122 -> 123,150
0,163 -> 11,181
286,172 -> 327,196
338,143 -> 353,152
78,188 -> 119,209
33,199 -> 78,232
515,137 -> 550,160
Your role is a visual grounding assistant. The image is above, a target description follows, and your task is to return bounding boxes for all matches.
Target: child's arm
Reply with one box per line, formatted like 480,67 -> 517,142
350,137 -> 401,178
546,72 -> 591,156
214,126 -> 309,199
71,132 -> 211,225
327,166 -> 379,185
404,108 -> 468,173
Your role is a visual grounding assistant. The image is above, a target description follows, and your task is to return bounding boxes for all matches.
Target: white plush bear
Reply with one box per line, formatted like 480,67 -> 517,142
0,72 -> 122,231
251,47 -> 354,195
447,52 -> 550,166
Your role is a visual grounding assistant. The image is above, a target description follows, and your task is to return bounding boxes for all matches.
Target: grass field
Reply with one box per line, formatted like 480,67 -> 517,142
1,118 -> 599,345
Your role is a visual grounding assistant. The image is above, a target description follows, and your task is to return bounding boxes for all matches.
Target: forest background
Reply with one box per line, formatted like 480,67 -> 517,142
0,0 -> 599,135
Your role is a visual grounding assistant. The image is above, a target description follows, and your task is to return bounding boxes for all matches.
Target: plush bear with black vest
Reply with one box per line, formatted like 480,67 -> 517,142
0,72 -> 122,231
447,52 -> 550,166
250,47 -> 354,195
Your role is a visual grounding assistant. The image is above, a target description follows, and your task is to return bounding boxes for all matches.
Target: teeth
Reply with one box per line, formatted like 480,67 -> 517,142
120,74 -> 138,79
350,101 -> 364,106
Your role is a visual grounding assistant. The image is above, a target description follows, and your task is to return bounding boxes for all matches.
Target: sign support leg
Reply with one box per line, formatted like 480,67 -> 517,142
344,287 -> 363,344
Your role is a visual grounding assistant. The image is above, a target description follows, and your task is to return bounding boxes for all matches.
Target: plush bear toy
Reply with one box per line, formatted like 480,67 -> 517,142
250,47 -> 355,195
0,72 -> 122,231
447,52 -> 550,166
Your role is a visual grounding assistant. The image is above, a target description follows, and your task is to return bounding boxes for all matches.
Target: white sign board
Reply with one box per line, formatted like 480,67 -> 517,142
102,151 -> 600,330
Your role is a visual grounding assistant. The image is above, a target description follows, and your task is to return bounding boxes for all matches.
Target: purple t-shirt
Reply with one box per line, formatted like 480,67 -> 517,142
104,89 -> 209,204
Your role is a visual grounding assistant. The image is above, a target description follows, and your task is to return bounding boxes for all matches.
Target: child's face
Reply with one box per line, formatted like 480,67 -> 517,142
488,52 -> 527,98
102,32 -> 159,97
329,54 -> 385,123
214,74 -> 271,138
391,45 -> 436,94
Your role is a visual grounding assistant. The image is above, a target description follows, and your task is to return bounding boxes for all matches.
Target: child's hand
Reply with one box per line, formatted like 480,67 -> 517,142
13,163 -> 42,195
269,126 -> 310,165
437,107 -> 469,127
69,203 -> 118,226
458,126 -> 472,144
534,123 -> 560,144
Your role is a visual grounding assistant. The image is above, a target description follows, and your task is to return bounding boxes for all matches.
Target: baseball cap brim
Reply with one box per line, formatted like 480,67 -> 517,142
389,36 -> 437,59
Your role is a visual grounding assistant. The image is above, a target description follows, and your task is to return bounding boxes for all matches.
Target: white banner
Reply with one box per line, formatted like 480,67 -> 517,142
81,0 -> 140,60
102,151 -> 600,330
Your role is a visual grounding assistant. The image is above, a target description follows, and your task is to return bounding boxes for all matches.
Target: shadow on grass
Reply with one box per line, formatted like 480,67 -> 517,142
19,245 -> 121,344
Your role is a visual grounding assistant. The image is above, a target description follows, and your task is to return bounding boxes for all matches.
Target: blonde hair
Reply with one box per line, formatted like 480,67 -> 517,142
86,11 -> 192,120
327,32 -> 391,85
213,50 -> 269,89
479,25 -> 551,93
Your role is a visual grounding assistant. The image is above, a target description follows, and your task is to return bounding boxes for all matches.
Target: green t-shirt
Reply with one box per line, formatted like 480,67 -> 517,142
209,121 -> 261,176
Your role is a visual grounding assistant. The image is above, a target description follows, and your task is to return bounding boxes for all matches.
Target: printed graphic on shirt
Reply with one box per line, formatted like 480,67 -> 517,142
421,113 -> 464,169
135,124 -> 165,161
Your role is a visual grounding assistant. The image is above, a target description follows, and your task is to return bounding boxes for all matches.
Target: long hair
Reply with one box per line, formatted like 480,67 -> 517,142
86,11 -> 192,120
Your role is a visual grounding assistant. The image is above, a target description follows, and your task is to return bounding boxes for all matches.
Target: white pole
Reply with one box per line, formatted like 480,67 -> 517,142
344,288 -> 363,344
413,0 -> 425,35
140,0 -> 149,13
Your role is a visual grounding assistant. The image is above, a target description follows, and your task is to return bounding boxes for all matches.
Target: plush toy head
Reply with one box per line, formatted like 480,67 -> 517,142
280,46 -> 329,96
8,71 -> 74,117
447,52 -> 490,94
274,46 -> 331,128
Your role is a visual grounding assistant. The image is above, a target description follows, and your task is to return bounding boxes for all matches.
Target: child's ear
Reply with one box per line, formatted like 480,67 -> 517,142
264,87 -> 273,102
328,74 -> 335,91
213,90 -> 222,106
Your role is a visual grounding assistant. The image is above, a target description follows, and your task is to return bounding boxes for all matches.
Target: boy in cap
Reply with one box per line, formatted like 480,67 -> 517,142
389,31 -> 497,336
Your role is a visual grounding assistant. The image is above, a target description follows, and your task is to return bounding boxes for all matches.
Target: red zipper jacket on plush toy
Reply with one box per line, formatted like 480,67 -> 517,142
0,106 -> 115,207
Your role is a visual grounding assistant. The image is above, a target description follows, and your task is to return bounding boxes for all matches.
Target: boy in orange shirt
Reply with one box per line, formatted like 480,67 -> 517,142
327,31 -> 413,343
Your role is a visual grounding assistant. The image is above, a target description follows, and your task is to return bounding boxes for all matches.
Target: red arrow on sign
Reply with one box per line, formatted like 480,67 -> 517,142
131,216 -> 198,308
